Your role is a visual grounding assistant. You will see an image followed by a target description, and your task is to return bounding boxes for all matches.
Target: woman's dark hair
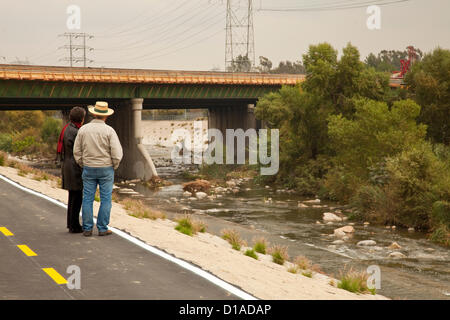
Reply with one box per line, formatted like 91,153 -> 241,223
69,107 -> 86,123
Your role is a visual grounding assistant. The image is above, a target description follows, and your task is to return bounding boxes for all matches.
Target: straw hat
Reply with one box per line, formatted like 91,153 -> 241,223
88,101 -> 114,116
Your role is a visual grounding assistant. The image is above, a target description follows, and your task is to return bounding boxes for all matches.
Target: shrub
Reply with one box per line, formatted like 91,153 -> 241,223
222,229 -> 246,251
175,215 -> 206,236
337,267 -> 375,295
429,224 -> 449,246
269,245 -> 289,265
0,151 -> 6,166
41,117 -> 62,145
302,270 -> 313,278
294,256 -> 312,270
253,237 -> 268,254
287,265 -> 298,274
0,133 -> 13,152
244,249 -> 258,260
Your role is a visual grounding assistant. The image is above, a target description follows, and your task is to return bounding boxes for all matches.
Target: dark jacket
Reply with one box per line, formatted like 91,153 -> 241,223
61,122 -> 83,191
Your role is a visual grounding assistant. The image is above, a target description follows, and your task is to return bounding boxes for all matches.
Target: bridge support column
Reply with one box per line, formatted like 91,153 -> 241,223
208,103 -> 260,137
108,98 -> 158,181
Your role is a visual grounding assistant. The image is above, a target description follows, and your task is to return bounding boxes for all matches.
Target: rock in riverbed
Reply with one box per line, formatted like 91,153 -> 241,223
357,240 -> 377,246
389,252 -> 406,259
388,242 -> 402,250
323,212 -> 343,222
195,192 -> 207,200
304,199 -> 321,204
183,191 -> 192,197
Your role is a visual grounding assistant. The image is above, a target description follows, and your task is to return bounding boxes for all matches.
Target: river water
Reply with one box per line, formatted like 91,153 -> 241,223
30,144 -> 450,300
117,145 -> 449,300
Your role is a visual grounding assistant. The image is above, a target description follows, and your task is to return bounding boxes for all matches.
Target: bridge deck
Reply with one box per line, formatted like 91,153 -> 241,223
0,64 -> 304,86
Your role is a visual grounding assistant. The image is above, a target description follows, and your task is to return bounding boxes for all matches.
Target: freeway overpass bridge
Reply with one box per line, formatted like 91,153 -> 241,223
0,64 -> 304,180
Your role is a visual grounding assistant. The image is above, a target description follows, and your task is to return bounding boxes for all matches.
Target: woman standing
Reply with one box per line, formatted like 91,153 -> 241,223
58,107 -> 86,233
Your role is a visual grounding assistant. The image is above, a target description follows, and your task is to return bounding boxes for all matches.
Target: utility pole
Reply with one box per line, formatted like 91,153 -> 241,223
58,32 -> 94,67
225,0 -> 255,72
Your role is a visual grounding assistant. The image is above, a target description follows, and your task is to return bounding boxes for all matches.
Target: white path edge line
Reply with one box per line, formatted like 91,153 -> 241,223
0,174 -> 257,301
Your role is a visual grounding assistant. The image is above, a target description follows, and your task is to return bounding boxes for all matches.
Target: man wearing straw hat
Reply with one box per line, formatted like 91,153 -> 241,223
74,101 -> 123,237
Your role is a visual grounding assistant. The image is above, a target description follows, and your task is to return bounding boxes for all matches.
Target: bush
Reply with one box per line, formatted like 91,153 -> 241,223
175,215 -> 206,236
0,151 -> 6,166
0,133 -> 12,152
244,249 -> 258,260
269,245 -> 289,265
253,237 -> 268,254
41,117 -> 62,145
222,229 -> 246,251
294,256 -> 312,270
337,267 -> 375,295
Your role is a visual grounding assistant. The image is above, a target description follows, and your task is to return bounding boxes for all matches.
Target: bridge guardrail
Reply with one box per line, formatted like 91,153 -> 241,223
0,64 -> 305,86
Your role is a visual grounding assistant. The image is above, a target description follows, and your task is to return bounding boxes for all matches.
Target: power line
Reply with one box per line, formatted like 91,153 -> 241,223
95,3 -> 222,52
258,0 -> 411,12
96,8 -> 224,54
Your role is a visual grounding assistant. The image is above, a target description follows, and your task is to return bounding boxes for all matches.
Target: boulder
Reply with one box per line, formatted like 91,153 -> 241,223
334,229 -> 346,238
408,227 -> 415,232
298,203 -> 308,208
389,252 -> 406,259
332,240 -> 345,245
357,240 -> 377,246
323,212 -> 343,222
226,180 -> 236,188
304,199 -> 321,204
388,242 -> 402,250
339,226 -> 355,233
183,191 -> 192,197
195,192 -> 207,200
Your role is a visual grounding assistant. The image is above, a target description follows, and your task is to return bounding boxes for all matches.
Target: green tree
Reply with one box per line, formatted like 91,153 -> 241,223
405,47 -> 450,145
228,55 -> 252,72
258,56 -> 273,73
327,98 -> 427,181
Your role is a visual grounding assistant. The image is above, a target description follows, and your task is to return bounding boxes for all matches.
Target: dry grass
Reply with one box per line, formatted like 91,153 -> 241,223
294,256 -> 312,270
120,198 -> 166,220
287,265 -> 299,274
182,179 -> 211,194
268,245 -> 289,265
337,267 -> 376,295
221,228 -> 247,251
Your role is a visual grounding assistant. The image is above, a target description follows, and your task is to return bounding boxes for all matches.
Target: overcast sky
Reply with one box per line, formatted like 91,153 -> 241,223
0,0 -> 448,71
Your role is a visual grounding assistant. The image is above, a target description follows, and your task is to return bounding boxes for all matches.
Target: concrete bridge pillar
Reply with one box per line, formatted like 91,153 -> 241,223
208,103 -> 260,137
108,98 -> 158,181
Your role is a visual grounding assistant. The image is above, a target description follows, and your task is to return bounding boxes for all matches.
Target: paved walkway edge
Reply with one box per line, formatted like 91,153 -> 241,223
0,173 -> 258,301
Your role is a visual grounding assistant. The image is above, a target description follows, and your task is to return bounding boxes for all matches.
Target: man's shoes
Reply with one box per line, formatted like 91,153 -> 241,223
98,230 -> 113,236
83,230 -> 93,237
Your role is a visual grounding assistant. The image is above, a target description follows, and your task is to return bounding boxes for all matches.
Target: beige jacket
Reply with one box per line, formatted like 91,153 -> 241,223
73,119 -> 123,170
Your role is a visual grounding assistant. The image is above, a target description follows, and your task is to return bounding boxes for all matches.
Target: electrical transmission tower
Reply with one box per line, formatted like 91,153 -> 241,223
225,0 -> 255,72
58,32 -> 94,67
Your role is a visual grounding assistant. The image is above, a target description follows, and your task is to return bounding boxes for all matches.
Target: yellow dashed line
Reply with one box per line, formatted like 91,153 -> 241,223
42,268 -> 68,285
0,227 -> 14,236
17,244 -> 38,257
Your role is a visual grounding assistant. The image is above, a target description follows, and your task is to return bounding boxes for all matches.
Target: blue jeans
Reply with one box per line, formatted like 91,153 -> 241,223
81,166 -> 114,232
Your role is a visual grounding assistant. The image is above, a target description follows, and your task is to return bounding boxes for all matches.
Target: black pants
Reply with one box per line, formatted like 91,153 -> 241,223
67,190 -> 82,231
